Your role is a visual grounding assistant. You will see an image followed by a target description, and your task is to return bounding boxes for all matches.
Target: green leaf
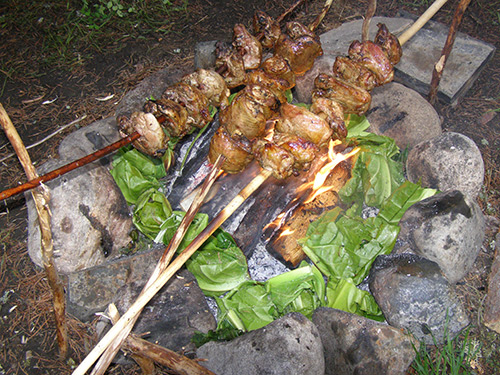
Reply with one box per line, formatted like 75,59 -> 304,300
265,261 -> 325,318
113,147 -> 166,179
378,180 -> 438,225
186,230 -> 249,297
110,160 -> 161,204
132,188 -> 172,239
216,281 -> 277,332
345,114 -> 371,137
155,211 -> 209,250
326,278 -> 384,321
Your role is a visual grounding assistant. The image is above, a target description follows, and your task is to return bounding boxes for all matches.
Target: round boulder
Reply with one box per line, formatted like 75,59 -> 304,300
406,132 -> 484,199
366,82 -> 442,150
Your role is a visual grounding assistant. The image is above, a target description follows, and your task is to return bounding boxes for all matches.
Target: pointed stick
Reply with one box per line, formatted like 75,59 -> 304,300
89,155 -> 225,375
0,131 -> 141,202
72,168 -> 271,375
428,0 -> 472,104
361,0 -> 377,42
0,103 -> 68,358
309,0 -> 334,32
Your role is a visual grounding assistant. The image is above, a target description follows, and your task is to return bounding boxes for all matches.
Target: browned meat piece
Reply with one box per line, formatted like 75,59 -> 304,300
374,23 -> 402,66
162,82 -> 212,130
274,21 -> 323,75
260,55 -> 296,90
181,69 -> 230,108
117,112 -> 168,157
310,97 -> 347,140
312,73 -> 372,115
253,11 -> 281,49
233,24 -> 262,70
143,98 -> 190,138
246,69 -> 289,104
221,84 -> 278,140
348,40 -> 394,86
275,103 -> 333,147
273,132 -> 319,171
332,56 -> 377,92
208,126 -> 254,174
252,138 -> 295,179
215,41 -> 247,88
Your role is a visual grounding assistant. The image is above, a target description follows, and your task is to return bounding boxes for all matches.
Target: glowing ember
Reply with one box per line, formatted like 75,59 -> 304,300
278,227 -> 295,238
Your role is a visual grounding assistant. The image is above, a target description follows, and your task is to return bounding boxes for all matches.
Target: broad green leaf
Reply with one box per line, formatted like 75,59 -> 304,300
155,211 -> 209,250
113,146 -> 166,179
216,281 -> 277,332
326,278 -> 384,321
110,159 -> 160,204
132,188 -> 172,238
345,114 -> 371,137
186,229 -> 249,297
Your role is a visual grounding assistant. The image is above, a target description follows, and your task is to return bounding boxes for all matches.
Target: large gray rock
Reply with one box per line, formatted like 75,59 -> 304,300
395,190 -> 485,284
366,83 -> 442,150
406,132 -> 485,200
369,253 -> 470,345
197,313 -> 325,375
27,119 -> 133,274
312,307 -> 415,375
294,55 -> 336,104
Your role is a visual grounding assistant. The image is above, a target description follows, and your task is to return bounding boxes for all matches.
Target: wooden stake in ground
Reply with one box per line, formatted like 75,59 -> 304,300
0,103 -> 68,358
361,0 -> 377,42
428,0 -> 472,104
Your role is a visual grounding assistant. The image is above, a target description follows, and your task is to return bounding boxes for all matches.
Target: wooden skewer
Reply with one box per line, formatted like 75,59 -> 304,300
72,168 -> 271,375
361,0 -> 377,42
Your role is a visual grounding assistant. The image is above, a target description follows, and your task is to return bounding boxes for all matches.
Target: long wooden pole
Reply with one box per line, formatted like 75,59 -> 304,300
398,0 -> 449,45
0,103 -> 68,358
72,169 -> 271,375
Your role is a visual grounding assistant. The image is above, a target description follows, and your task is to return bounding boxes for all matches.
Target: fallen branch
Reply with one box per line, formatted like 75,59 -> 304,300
0,103 -> 68,358
72,168 -> 271,375
361,0 -> 377,42
0,131 -> 140,202
309,0 -> 334,31
428,0 -> 472,104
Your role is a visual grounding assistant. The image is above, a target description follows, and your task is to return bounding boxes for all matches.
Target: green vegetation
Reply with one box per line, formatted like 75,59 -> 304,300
0,0 -> 189,71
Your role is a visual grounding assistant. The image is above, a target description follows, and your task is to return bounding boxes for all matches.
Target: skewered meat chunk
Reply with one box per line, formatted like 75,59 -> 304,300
233,24 -> 263,70
273,133 -> 319,171
310,97 -> 347,140
332,56 -> 377,92
252,138 -> 295,179
274,21 -> 323,75
312,73 -> 371,115
162,82 -> 212,130
348,40 -> 394,86
117,112 -> 168,157
261,55 -> 296,90
208,126 -> 254,174
253,11 -> 281,49
215,41 -> 247,88
247,69 -> 289,104
275,103 -> 333,147
143,98 -> 190,138
221,84 -> 278,140
180,69 -> 230,108
374,23 -> 402,66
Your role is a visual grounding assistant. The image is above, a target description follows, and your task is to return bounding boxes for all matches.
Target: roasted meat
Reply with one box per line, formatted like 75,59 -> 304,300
233,24 -> 263,70
252,138 -> 295,179
253,11 -> 281,49
348,40 -> 394,86
275,103 -> 333,147
312,73 -> 371,115
260,55 -> 296,90
274,21 -> 323,75
180,69 -> 230,108
208,126 -> 254,174
246,69 -> 289,104
162,82 -> 212,130
332,56 -> 377,92
143,98 -> 190,138
374,23 -> 402,66
310,97 -> 347,140
215,41 -> 247,88
273,132 -> 319,171
220,84 -> 278,140
117,112 -> 168,157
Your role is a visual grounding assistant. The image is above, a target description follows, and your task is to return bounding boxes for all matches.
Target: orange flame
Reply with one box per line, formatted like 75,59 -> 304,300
278,227 -> 295,239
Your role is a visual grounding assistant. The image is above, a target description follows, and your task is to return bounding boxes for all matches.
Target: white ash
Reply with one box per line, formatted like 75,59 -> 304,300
220,197 -> 256,233
361,204 -> 379,219
248,242 -> 290,282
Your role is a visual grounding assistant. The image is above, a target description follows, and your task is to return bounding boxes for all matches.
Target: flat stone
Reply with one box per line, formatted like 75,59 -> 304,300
194,40 -> 218,69
312,307 -> 415,375
316,16 -> 495,105
484,232 -> 500,334
197,313 -> 325,375
65,247 -> 163,321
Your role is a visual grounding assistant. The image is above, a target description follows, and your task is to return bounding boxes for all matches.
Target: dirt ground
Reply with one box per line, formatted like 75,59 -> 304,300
0,0 -> 499,374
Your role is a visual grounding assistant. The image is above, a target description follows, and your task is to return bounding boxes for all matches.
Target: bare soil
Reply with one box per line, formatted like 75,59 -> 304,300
0,0 -> 499,374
